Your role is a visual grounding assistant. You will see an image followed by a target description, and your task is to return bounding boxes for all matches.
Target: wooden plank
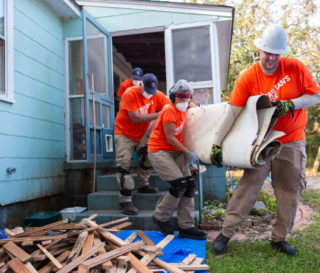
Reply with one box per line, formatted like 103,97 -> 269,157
126,253 -> 152,273
66,231 -> 88,265
0,235 -> 67,245
55,242 -> 105,273
25,262 -> 38,273
7,258 -> 32,273
151,257 -> 186,273
115,261 -> 127,273
127,235 -> 174,273
81,232 -> 94,255
84,219 -> 152,273
136,231 -> 163,256
80,241 -> 144,270
181,254 -> 197,265
110,222 -> 132,230
13,220 -> 68,238
38,251 -> 70,273
3,242 -> 31,263
37,244 -> 63,269
149,263 -> 209,271
186,257 -> 204,273
124,232 -> 137,243
93,238 -> 112,269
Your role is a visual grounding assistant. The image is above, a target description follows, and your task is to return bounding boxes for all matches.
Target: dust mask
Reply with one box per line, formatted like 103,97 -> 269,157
142,91 -> 153,99
132,80 -> 141,86
176,102 -> 188,112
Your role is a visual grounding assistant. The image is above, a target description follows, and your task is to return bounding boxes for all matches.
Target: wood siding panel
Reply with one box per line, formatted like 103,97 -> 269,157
0,158 -> 64,181
0,0 -> 66,205
0,176 -> 65,206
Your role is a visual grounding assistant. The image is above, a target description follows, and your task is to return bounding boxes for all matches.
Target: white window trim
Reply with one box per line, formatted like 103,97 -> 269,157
0,0 -> 14,103
165,21 -> 221,103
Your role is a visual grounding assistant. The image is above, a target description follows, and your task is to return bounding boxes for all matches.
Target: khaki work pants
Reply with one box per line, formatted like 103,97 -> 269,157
148,150 -> 194,229
222,140 -> 307,242
115,133 -> 150,203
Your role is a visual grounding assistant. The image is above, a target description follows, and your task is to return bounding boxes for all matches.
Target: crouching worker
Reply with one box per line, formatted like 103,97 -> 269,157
148,79 -> 207,240
114,73 -> 169,215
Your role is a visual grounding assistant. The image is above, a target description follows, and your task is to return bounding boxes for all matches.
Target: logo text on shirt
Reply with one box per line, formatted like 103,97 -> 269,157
266,75 -> 290,100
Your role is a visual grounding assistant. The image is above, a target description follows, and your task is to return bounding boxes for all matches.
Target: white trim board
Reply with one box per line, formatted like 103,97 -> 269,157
76,0 -> 234,18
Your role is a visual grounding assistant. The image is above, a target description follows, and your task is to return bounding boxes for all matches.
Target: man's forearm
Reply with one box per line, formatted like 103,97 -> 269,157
291,93 -> 320,109
212,104 -> 242,146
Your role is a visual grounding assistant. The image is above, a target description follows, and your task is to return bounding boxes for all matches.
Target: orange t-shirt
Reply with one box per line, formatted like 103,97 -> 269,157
229,58 -> 320,143
115,86 -> 169,141
148,102 -> 186,152
116,78 -> 133,98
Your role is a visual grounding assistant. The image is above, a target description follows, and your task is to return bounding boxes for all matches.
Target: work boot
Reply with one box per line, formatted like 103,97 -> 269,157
138,185 -> 158,194
211,232 -> 230,254
179,227 -> 208,240
152,215 -> 174,235
270,240 -> 297,256
119,201 -> 138,215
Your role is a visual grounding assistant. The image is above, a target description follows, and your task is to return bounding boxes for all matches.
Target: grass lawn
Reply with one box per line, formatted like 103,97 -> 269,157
205,189 -> 320,273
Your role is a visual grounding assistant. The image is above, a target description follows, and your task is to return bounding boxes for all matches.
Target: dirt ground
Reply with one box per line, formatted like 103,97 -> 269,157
206,175 -> 320,242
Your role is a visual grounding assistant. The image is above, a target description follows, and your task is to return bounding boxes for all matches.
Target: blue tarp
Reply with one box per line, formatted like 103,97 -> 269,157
0,229 -> 207,272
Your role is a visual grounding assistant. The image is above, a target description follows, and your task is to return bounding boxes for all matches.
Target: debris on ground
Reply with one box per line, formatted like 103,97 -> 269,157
0,215 -> 208,272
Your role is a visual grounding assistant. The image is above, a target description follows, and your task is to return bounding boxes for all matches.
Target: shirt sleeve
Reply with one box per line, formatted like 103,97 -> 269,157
228,72 -> 251,106
298,60 -> 320,95
162,107 -> 176,126
122,91 -> 139,112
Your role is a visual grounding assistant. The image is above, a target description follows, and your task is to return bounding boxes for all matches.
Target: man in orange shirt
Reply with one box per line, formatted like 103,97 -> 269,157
116,67 -> 143,100
211,24 -> 320,256
148,79 -> 207,240
114,73 -> 169,215
115,67 -> 144,113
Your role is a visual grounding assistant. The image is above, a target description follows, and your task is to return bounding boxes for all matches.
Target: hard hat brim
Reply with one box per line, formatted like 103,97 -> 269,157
254,38 -> 290,55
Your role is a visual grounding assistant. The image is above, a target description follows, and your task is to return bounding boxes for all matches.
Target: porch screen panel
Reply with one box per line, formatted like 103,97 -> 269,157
69,40 -> 84,95
86,20 -> 108,97
68,39 -> 86,160
172,26 -> 211,82
70,98 -> 86,160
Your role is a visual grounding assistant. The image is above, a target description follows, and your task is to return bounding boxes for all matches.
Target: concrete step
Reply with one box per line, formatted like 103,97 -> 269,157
88,191 -> 200,210
96,172 -> 176,192
75,210 -> 200,231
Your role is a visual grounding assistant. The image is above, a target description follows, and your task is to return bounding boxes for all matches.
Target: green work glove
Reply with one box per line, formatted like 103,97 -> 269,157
272,100 -> 295,118
210,145 -> 223,168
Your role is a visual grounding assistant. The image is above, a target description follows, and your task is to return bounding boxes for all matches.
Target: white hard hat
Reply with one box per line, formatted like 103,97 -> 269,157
254,24 -> 290,54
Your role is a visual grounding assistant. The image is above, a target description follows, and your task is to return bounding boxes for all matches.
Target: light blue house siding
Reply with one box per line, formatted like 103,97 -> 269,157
0,0 -> 65,206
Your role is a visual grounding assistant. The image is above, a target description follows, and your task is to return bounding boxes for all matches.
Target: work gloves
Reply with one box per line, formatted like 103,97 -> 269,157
272,100 -> 295,118
187,151 -> 200,165
210,145 -> 223,168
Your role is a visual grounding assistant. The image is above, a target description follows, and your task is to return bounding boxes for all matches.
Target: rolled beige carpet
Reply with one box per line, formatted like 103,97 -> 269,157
183,95 -> 285,168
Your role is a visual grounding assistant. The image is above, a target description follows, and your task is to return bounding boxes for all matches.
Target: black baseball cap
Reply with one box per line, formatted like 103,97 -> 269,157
142,73 -> 158,95
132,67 -> 143,80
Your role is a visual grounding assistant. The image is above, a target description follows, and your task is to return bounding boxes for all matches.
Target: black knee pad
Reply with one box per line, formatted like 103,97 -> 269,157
184,176 -> 196,197
168,177 -> 187,198
116,167 -> 134,191
137,146 -> 151,170
120,189 -> 132,197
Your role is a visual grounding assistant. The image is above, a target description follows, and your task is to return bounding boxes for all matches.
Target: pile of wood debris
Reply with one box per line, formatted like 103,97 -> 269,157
0,214 -> 208,273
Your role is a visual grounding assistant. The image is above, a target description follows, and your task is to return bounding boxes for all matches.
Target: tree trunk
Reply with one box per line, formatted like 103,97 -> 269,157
312,146 -> 320,174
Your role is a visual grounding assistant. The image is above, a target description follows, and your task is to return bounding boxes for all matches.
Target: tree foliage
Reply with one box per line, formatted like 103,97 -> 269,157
189,0 -> 320,169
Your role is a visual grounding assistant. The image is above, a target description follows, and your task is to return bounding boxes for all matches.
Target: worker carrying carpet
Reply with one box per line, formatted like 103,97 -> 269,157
184,24 -> 320,257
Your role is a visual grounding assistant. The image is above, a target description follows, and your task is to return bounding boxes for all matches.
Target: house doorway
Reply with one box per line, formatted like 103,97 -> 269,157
112,30 -> 167,111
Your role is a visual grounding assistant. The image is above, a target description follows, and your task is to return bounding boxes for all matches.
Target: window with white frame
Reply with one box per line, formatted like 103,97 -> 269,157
0,0 -> 13,103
